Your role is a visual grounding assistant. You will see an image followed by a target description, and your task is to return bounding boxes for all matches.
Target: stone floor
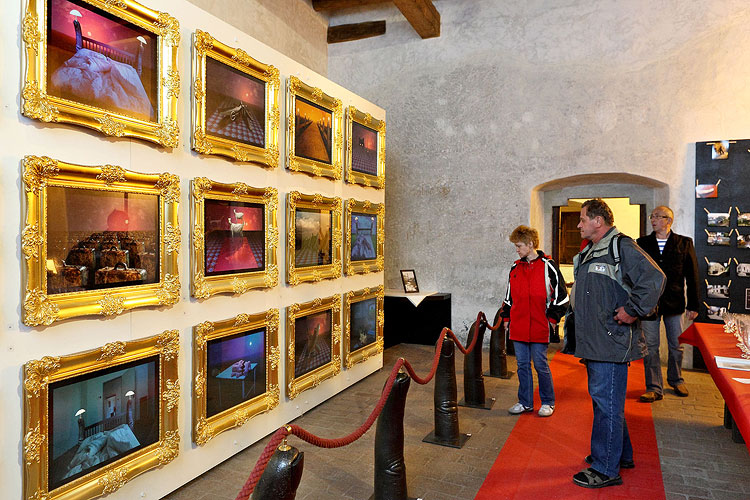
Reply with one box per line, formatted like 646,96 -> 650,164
164,344 -> 750,500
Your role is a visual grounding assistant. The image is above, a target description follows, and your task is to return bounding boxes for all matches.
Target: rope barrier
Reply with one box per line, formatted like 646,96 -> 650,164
234,311 -> 486,500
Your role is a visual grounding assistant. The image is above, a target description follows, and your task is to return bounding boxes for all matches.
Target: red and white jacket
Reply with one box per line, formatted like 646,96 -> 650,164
500,251 -> 569,343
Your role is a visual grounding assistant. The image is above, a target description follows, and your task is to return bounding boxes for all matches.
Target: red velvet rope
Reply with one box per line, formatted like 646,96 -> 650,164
233,311 -> 486,500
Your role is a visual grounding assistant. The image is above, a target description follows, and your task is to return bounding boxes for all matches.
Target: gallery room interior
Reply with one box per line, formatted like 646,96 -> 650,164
4,0 -> 750,499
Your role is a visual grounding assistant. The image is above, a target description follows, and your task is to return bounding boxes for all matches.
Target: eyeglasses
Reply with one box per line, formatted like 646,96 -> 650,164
649,215 -> 669,220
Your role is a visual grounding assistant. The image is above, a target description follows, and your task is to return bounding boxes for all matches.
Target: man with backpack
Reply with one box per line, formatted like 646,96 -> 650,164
571,199 -> 665,489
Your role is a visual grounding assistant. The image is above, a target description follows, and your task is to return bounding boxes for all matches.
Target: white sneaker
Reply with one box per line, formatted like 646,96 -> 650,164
508,402 -> 533,415
538,404 -> 555,417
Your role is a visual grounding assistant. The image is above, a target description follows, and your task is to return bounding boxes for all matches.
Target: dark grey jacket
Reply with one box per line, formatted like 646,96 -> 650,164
572,227 -> 666,363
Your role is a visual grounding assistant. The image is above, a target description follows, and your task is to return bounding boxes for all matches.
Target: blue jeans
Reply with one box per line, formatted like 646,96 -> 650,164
642,314 -> 685,393
513,341 -> 555,408
587,360 -> 633,478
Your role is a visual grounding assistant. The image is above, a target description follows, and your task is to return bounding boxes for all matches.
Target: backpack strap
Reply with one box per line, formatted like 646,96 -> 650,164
609,233 -> 633,293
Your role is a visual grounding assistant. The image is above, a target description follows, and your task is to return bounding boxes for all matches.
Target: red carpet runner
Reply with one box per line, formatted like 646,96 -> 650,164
475,353 -> 664,499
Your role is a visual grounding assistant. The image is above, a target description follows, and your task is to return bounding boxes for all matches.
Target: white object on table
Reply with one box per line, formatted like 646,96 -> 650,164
715,356 -> 750,371
384,290 -> 437,307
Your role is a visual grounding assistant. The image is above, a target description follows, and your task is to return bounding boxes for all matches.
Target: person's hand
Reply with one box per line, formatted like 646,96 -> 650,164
614,307 -> 637,325
686,310 -> 698,321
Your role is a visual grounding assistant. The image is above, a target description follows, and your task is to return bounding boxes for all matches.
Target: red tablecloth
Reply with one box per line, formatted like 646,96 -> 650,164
679,322 -> 750,453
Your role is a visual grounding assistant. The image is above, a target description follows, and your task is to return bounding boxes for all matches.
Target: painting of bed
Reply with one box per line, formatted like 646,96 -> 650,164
350,212 -> 377,262
48,356 -> 159,491
350,297 -> 377,352
204,199 -> 265,276
294,208 -> 332,268
205,328 -> 267,418
294,310 -> 332,377
46,0 -> 158,121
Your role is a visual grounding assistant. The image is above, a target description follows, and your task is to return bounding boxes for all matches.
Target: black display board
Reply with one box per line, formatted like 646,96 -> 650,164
695,139 -> 750,324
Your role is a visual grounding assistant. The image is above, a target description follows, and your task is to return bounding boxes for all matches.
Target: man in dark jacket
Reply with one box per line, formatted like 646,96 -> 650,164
636,206 -> 699,402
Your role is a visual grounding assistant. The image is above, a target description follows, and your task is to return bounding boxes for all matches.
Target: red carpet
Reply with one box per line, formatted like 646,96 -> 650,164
475,353 -> 664,499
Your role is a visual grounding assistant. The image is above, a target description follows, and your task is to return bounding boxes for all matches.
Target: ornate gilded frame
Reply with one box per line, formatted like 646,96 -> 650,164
192,309 -> 280,445
191,178 -> 278,298
344,199 -> 385,275
22,155 -> 180,327
344,285 -> 384,368
23,330 -> 180,500
286,191 -> 342,285
286,76 -> 343,179
345,106 -> 385,189
192,30 -> 280,166
22,0 -> 180,147
286,295 -> 341,399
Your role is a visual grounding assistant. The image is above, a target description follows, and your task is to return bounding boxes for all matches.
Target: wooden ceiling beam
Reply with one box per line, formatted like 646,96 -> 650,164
312,0 -> 390,11
328,20 -> 386,43
392,0 -> 440,39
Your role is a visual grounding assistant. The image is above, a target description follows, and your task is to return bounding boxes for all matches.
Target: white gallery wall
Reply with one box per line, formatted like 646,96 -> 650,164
328,0 -> 750,338
0,0 -> 383,498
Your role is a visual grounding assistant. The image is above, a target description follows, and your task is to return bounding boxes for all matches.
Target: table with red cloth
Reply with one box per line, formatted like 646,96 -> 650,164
679,322 -> 750,452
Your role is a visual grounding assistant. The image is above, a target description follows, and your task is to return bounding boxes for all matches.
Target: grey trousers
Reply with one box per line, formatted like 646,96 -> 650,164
641,314 -> 685,394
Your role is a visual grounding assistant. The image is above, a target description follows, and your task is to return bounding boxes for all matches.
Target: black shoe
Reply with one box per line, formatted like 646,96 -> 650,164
585,455 -> 635,469
573,468 -> 623,488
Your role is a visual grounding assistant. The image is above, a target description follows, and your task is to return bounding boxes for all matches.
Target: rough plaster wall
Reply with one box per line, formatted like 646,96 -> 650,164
188,0 -> 328,74
328,0 -> 750,339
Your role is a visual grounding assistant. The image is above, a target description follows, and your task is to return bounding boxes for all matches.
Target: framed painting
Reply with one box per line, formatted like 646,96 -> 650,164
192,309 -> 280,445
23,330 -> 180,500
22,0 -> 180,147
400,269 -> 419,293
286,191 -> 342,285
286,295 -> 341,399
22,155 -> 180,327
344,199 -> 384,275
191,178 -> 278,298
345,106 -> 385,189
344,285 -> 384,369
192,30 -> 280,167
286,76 -> 343,180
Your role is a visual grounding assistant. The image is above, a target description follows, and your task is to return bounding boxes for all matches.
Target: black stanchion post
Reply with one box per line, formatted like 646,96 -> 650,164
422,337 -> 470,448
459,320 -> 495,409
251,440 -> 304,500
484,307 -> 515,379
369,372 -> 419,500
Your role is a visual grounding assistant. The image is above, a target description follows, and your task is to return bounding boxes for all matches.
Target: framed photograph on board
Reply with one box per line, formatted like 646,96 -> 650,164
191,177 -> 278,298
286,76 -> 343,180
21,156 -> 180,326
401,269 -> 419,293
191,30 -> 280,167
345,106 -> 385,189
286,295 -> 341,399
344,285 -> 384,369
286,191 -> 342,285
192,309 -> 280,445
344,199 -> 384,275
22,0 -> 180,147
23,330 -> 179,500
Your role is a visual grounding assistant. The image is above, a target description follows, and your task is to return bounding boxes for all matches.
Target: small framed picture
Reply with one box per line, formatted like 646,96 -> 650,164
400,269 -> 419,293
344,285 -> 384,368
706,230 -> 731,246
705,209 -> 730,227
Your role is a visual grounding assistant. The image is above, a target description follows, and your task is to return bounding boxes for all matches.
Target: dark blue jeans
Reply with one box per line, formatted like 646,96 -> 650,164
586,360 -> 633,478
513,341 -> 555,408
642,314 -> 685,393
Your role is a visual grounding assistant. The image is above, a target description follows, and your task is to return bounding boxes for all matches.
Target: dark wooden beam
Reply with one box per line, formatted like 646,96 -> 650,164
312,0 -> 390,11
328,20 -> 386,43
392,0 -> 440,39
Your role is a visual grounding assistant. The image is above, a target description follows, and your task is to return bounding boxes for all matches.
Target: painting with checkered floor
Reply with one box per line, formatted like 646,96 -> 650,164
350,212 -> 377,261
294,208 -> 332,268
351,122 -> 378,175
204,199 -> 264,276
294,310 -> 332,377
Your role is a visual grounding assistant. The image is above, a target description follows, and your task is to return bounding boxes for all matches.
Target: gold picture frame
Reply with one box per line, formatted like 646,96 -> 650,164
23,330 -> 180,500
344,199 -> 384,275
286,295 -> 341,399
344,285 -> 384,369
22,155 -> 180,327
22,0 -> 180,147
192,30 -> 280,167
286,76 -> 343,179
286,191 -> 342,285
192,309 -> 280,445
191,178 -> 279,298
345,106 -> 385,189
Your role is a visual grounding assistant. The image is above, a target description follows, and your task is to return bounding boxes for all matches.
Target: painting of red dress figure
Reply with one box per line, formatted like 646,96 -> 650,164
204,199 -> 265,276
48,356 -> 159,491
205,57 -> 266,148
294,97 -> 333,164
351,122 -> 378,175
350,297 -> 377,352
350,212 -> 377,262
45,186 -> 160,295
294,208 -> 332,268
205,328 -> 266,418
46,0 -> 158,121
294,310 -> 332,377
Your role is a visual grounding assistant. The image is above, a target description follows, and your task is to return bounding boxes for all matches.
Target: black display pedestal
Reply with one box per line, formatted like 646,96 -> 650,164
384,293 -> 451,348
